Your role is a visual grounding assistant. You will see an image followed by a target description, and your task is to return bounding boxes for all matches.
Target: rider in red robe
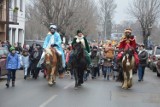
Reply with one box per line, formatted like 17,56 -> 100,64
117,28 -> 139,65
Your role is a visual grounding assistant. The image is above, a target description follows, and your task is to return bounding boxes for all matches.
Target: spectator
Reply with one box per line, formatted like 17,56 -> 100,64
90,46 -> 100,79
6,46 -> 20,88
22,49 -> 30,80
138,44 -> 148,82
30,46 -> 41,79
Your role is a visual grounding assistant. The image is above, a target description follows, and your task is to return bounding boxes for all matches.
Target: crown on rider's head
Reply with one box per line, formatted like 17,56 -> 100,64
124,28 -> 132,33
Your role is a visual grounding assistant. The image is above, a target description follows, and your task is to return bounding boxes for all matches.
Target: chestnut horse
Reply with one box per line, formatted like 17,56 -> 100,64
122,48 -> 135,89
44,48 -> 58,86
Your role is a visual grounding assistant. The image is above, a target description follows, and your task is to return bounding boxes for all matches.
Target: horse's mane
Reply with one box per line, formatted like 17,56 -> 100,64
45,48 -> 55,56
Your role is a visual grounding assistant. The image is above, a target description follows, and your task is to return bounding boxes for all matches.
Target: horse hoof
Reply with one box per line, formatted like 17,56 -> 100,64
52,81 -> 56,85
122,86 -> 128,89
48,82 -> 53,86
74,87 -> 78,90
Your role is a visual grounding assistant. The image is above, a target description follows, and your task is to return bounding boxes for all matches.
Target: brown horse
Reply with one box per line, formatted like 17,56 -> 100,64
122,49 -> 135,89
44,48 -> 58,86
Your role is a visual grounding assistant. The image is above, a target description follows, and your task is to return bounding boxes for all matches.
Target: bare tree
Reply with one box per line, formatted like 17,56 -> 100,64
25,0 -> 98,41
99,0 -> 117,40
128,0 -> 160,48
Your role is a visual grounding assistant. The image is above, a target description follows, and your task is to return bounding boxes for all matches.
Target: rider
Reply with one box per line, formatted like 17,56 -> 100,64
117,28 -> 139,65
71,30 -> 91,65
38,25 -> 65,73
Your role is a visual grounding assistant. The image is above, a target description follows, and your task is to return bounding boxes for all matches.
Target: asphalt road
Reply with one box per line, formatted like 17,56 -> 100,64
0,68 -> 160,107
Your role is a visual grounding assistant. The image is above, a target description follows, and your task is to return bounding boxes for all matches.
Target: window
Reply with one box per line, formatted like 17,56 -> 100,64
14,0 -> 17,7
20,0 -> 23,11
9,0 -> 13,8
156,47 -> 160,55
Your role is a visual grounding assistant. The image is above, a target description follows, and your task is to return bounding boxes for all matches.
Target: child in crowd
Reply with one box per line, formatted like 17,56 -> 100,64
6,47 -> 20,88
22,49 -> 30,80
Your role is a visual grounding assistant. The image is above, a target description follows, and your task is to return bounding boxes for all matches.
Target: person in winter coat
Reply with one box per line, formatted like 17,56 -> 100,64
138,44 -> 148,82
90,46 -> 100,79
30,46 -> 41,79
71,30 -> 91,66
22,49 -> 30,80
6,47 -> 20,88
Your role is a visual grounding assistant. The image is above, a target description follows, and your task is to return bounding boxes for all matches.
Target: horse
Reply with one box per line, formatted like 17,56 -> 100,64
44,47 -> 58,86
121,48 -> 135,89
69,42 -> 87,89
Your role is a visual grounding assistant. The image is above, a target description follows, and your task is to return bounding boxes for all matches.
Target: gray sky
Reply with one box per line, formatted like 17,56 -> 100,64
26,0 -> 134,24
113,0 -> 133,24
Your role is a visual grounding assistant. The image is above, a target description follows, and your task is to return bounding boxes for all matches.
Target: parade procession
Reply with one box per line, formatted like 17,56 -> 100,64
0,0 -> 160,107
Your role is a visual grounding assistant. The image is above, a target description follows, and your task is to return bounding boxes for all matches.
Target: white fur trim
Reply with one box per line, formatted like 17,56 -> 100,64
75,35 -> 85,48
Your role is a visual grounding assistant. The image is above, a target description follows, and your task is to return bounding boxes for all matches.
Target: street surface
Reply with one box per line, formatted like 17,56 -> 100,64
0,68 -> 160,107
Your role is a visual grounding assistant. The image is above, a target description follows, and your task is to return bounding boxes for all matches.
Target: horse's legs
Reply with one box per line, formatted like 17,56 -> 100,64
73,69 -> 78,88
47,67 -> 55,85
129,69 -> 133,79
50,67 -> 56,84
78,69 -> 84,85
128,69 -> 133,88
122,71 -> 128,89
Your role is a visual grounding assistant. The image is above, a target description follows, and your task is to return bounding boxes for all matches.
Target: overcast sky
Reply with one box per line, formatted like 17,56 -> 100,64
26,0 -> 134,24
113,0 -> 134,24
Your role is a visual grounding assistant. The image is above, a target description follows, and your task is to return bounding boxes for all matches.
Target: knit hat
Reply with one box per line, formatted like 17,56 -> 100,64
77,30 -> 82,34
10,46 -> 15,51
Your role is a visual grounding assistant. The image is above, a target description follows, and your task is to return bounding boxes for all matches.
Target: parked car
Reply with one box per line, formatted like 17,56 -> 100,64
0,47 -> 9,77
150,46 -> 160,72
146,50 -> 152,68
156,59 -> 160,77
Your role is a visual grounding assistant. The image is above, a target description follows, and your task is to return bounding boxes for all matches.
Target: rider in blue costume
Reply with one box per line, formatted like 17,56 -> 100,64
38,25 -> 65,71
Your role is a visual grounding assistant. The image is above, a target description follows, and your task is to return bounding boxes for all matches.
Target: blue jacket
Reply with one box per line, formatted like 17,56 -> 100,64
43,32 -> 62,49
6,53 -> 20,70
43,32 -> 66,68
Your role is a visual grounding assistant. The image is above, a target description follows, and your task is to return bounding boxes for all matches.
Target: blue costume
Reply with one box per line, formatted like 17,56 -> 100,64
43,32 -> 65,68
37,31 -> 65,68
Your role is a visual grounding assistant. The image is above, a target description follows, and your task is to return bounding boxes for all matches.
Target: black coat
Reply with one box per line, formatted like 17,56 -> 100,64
138,50 -> 148,67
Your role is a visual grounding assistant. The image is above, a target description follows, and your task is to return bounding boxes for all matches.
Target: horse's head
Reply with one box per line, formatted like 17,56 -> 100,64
44,48 -> 54,66
123,48 -> 134,66
73,42 -> 84,57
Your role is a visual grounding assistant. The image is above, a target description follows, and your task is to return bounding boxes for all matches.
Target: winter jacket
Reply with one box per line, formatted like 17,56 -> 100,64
72,36 -> 91,54
138,50 -> 148,67
22,55 -> 30,68
91,51 -> 100,67
6,53 -> 20,70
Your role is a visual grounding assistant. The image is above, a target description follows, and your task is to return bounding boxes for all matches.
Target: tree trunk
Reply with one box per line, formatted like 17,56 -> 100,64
142,30 -> 148,48
143,35 -> 148,49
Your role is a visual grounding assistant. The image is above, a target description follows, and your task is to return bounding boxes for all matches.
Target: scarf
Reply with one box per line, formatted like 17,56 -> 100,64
75,35 -> 85,48
138,49 -> 145,55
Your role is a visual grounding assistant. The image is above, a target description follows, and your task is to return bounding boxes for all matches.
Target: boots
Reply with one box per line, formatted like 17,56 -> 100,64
6,81 -> 10,88
12,81 -> 15,87
107,75 -> 110,80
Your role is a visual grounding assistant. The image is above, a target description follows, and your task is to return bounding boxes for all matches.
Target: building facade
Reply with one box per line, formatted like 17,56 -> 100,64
0,0 -> 7,41
9,0 -> 25,46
